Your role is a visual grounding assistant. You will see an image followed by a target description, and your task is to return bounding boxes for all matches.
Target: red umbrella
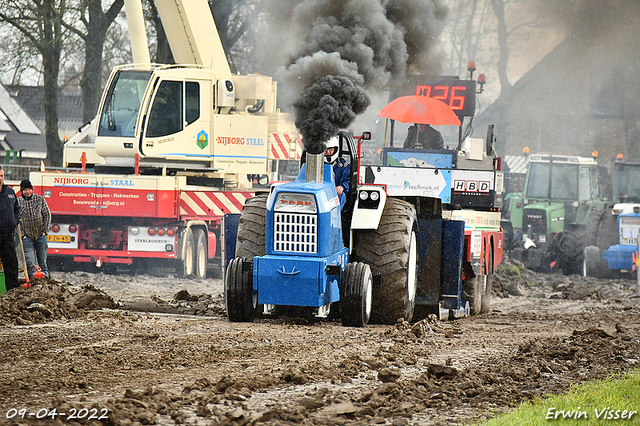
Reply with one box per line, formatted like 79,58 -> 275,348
379,95 -> 461,126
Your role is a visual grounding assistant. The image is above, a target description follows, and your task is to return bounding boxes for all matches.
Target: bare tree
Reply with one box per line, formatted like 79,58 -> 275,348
64,0 -> 124,122
490,0 -> 511,96
0,0 -> 68,166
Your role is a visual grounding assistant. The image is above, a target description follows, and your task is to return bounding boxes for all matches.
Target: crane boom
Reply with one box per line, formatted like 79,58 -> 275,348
124,0 -> 151,64
153,0 -> 232,77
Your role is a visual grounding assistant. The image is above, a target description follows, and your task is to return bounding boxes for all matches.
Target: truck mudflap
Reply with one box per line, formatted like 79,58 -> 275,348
254,248 -> 349,307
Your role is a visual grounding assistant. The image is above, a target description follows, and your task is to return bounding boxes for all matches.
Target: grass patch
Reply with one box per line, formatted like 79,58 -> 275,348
479,369 -> 640,425
505,263 -> 523,278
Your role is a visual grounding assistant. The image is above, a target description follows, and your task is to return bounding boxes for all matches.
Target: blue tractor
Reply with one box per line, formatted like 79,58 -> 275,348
583,209 -> 640,277
225,128 -> 503,326
225,131 -> 398,326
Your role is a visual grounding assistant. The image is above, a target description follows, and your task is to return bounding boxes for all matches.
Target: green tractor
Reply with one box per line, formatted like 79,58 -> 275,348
501,153 -> 610,274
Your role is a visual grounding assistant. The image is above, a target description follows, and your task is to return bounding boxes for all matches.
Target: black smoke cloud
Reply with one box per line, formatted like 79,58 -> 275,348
272,0 -> 448,154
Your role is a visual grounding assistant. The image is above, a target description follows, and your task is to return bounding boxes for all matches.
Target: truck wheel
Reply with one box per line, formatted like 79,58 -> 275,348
179,228 -> 195,278
341,262 -> 372,327
462,275 -> 483,315
353,198 -> 417,324
225,257 -> 255,322
236,193 -> 268,258
583,245 -> 601,278
194,228 -> 207,280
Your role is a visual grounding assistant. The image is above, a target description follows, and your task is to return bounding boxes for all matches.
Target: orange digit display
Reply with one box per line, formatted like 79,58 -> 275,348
409,79 -> 475,117
449,86 -> 466,110
416,85 -> 432,97
433,86 -> 449,101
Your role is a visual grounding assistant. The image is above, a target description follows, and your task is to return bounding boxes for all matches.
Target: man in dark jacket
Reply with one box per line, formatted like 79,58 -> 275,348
403,124 -> 444,149
0,167 -> 20,291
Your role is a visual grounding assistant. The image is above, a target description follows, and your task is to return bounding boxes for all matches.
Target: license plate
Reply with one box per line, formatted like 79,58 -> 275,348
47,235 -> 71,243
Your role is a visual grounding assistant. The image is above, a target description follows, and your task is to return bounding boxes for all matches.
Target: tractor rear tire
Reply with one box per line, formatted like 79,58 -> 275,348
557,230 -> 584,275
225,257 -> 256,322
236,194 -> 268,259
596,209 -> 619,251
194,228 -> 207,280
352,198 -> 417,324
341,262 -> 373,327
583,245 -> 602,278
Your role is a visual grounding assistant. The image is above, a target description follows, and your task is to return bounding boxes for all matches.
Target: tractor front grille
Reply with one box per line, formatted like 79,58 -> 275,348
274,213 -> 317,253
523,209 -> 547,235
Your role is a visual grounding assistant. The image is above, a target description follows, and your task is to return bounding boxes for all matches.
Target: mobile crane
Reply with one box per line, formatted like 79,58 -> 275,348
29,0 -> 299,277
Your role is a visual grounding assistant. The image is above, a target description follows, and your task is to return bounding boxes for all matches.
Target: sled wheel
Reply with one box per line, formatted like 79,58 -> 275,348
341,262 -> 373,327
583,245 -> 601,278
236,194 -> 268,258
481,246 -> 493,314
179,228 -> 195,278
225,257 -> 255,322
462,275 -> 483,315
353,198 -> 417,324
194,228 -> 207,280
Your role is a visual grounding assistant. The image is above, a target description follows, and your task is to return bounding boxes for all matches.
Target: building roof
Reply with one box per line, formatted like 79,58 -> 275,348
472,21 -> 635,159
0,83 -> 46,159
0,80 -> 86,160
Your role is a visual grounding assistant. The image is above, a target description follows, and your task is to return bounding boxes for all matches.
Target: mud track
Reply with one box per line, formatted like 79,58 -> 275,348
0,259 -> 639,425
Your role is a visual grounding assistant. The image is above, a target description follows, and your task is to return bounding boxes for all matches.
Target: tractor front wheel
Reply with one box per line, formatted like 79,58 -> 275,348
225,257 -> 256,322
341,262 -> 373,327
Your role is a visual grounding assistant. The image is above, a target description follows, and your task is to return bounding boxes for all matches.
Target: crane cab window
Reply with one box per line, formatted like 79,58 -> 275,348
186,82 -> 200,125
146,80 -> 183,138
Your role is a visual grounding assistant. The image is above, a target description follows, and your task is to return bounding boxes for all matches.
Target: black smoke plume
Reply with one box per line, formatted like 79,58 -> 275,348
271,0 -> 448,154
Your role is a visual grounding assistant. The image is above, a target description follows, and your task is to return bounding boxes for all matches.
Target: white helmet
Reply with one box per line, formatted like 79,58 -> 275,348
324,136 -> 340,164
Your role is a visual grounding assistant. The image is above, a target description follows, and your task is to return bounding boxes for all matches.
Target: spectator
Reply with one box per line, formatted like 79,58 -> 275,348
0,168 -> 20,291
18,179 -> 51,279
403,123 -> 444,149
324,136 -> 350,211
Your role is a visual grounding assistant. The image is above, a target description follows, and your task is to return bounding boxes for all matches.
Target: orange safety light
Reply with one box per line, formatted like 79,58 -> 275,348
467,61 -> 476,80
523,146 -> 530,154
477,73 -> 486,93
592,150 -> 598,158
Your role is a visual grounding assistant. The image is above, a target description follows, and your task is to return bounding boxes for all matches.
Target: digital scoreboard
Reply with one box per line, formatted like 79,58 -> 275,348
392,76 -> 477,117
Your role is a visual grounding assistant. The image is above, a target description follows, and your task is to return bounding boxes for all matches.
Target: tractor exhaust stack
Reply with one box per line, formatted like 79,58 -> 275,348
306,153 -> 324,183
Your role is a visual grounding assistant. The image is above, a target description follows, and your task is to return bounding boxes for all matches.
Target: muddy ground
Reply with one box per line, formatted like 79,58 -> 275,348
0,259 -> 639,426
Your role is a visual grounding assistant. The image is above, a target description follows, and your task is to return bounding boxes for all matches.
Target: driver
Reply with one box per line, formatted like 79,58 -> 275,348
324,136 -> 350,211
